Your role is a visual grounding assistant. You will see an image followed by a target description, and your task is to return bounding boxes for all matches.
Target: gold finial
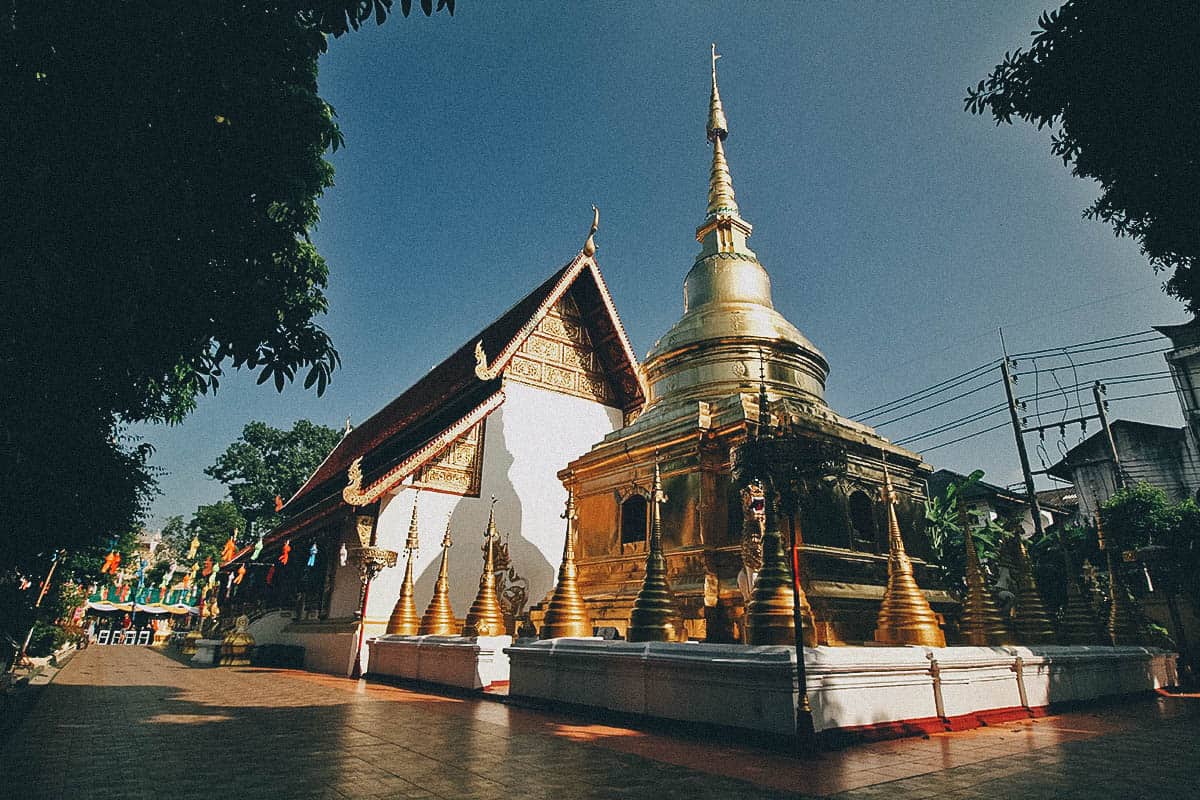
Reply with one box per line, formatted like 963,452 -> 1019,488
541,489 -> 593,639
387,498 -> 422,635
463,497 -> 506,637
583,205 -> 599,257
404,489 -> 421,554
707,44 -> 728,142
627,461 -> 681,642
418,512 -> 456,636
956,502 -> 1012,646
873,468 -> 946,647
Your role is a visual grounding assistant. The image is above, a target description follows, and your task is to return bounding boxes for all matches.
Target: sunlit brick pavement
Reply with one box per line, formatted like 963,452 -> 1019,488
3,647 -> 1198,799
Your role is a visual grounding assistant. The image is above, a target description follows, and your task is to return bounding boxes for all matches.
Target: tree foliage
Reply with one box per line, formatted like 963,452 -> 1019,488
1102,483 -> 1200,616
0,2 -> 452,580
924,470 -> 1005,591
966,1 -> 1200,312
205,420 -> 342,533
180,502 -> 248,565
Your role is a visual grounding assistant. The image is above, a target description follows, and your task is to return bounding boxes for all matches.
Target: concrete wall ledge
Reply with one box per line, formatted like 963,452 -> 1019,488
367,634 -> 512,690
506,640 -> 1178,739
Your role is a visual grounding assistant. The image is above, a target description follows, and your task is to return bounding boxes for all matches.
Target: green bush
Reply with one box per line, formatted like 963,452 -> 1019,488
26,621 -> 67,658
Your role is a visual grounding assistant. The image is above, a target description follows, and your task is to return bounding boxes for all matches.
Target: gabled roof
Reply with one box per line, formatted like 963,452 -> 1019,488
275,249 -> 645,534
1046,419 -> 1186,481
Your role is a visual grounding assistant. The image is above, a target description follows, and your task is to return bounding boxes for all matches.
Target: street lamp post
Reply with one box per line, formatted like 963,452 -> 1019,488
733,419 -> 846,746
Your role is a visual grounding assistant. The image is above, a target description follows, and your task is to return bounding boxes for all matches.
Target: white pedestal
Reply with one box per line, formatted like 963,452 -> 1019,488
505,640 -> 1178,739
367,634 -> 512,690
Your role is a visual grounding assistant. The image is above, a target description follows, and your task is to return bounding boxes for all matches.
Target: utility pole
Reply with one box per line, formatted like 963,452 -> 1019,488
1000,356 -> 1046,539
1000,335 -> 1102,643
1093,381 -> 1126,492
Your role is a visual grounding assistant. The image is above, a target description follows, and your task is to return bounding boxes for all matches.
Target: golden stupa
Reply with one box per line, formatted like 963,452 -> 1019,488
462,502 -> 507,637
874,471 -> 945,647
956,504 -> 1011,646
551,45 -> 945,644
627,464 -> 682,642
386,492 -> 423,635
1007,530 -> 1057,644
1098,516 -> 1142,646
540,491 -> 594,639
418,515 -> 457,636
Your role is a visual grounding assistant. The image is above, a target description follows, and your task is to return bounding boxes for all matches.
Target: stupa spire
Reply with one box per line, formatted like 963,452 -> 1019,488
697,45 -> 753,255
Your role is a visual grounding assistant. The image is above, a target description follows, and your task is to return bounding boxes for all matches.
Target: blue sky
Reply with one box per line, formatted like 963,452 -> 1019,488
138,2 -> 1188,524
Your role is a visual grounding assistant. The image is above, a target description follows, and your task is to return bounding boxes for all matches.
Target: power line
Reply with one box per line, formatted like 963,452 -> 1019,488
888,379 -> 1176,449
1009,329 -> 1158,358
852,360 -> 998,419
871,378 -> 1003,427
916,421 -> 1011,454
1013,347 -> 1169,374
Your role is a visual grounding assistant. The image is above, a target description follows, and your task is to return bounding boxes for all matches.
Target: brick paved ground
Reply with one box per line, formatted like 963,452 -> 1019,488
2,647 -> 1197,800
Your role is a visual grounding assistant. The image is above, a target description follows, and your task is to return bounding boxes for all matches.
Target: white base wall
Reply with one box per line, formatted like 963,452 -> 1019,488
247,611 -> 360,675
367,635 -> 512,690
506,641 -> 1178,737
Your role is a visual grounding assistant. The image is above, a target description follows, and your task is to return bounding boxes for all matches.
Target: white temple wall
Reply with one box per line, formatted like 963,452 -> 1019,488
364,381 -> 624,637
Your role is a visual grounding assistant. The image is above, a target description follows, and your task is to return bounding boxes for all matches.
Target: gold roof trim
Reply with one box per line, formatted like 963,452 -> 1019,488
342,391 -> 506,506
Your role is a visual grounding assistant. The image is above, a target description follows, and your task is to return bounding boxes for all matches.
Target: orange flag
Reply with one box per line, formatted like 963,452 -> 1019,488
221,535 -> 236,563
279,540 -> 291,565
274,495 -> 284,512
234,564 -> 247,585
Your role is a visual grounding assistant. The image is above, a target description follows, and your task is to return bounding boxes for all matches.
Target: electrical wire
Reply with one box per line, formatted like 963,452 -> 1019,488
1009,329 -> 1157,358
851,360 -> 999,419
870,378 -> 1003,427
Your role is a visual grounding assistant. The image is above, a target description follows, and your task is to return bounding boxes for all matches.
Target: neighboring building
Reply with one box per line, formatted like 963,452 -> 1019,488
927,469 -> 1070,535
1042,322 -> 1200,520
1047,420 -> 1200,519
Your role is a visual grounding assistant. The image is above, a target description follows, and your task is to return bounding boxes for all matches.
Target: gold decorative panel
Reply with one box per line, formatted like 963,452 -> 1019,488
505,292 -> 620,407
413,419 -> 485,496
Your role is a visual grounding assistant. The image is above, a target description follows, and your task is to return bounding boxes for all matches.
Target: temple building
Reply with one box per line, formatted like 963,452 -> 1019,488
534,52 -> 950,644
238,235 -> 645,673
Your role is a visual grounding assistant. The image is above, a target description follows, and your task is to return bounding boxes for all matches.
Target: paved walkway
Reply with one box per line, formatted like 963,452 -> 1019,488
2,647 -> 1197,799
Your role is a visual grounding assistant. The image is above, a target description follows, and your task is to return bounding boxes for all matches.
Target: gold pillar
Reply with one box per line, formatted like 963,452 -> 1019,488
462,501 -> 506,637
540,491 -> 593,639
627,463 -> 681,642
1098,517 -> 1142,646
874,474 -> 946,647
418,516 -> 457,636
956,504 -> 1011,646
1009,531 -> 1057,644
386,492 -> 422,635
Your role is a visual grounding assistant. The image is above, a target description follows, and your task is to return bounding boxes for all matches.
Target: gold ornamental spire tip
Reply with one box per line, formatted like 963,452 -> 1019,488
707,43 -> 728,142
583,205 -> 599,257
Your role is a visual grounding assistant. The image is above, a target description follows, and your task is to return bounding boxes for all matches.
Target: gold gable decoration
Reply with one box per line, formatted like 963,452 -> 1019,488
413,419 -> 486,497
505,293 -> 620,407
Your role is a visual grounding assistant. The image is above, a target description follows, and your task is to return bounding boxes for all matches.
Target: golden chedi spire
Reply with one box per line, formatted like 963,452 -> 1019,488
386,491 -> 423,635
540,490 -> 594,639
1055,530 -> 1106,645
1098,516 -> 1142,646
627,463 -> 681,642
745,488 -> 801,646
463,498 -> 507,637
640,46 -> 829,417
1007,528 -> 1057,644
956,504 -> 1011,646
418,514 -> 457,636
874,470 -> 946,647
